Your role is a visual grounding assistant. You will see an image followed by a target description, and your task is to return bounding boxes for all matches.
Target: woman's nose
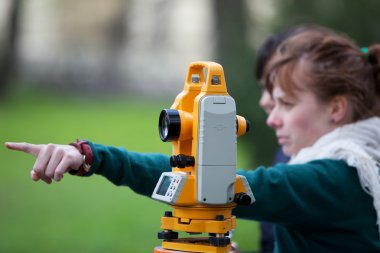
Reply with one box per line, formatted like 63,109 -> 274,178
259,90 -> 274,115
266,109 -> 282,129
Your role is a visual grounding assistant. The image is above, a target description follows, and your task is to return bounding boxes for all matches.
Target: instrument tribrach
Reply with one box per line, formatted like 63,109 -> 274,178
152,61 -> 254,253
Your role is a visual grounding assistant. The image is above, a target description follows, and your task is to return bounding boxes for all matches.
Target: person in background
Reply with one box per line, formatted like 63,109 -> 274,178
254,25 -> 325,252
5,25 -> 380,253
255,25 -> 325,252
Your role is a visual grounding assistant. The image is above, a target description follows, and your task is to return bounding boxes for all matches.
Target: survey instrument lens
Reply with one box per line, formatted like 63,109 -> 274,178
159,109 -> 181,142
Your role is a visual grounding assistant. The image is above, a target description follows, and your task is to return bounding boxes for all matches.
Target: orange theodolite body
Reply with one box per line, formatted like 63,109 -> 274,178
153,61 -> 253,253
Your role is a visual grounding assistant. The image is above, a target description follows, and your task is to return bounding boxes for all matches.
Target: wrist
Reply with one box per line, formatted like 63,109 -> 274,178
69,139 -> 93,176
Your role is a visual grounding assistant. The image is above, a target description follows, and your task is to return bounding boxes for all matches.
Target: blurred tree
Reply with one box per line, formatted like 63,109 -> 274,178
273,0 -> 380,45
0,0 -> 23,99
212,0 -> 276,167
212,0 -> 380,168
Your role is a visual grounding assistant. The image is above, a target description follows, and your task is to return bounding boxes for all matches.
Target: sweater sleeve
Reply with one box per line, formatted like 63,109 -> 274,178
235,159 -> 358,227
84,142 -> 172,197
79,142 -> 359,228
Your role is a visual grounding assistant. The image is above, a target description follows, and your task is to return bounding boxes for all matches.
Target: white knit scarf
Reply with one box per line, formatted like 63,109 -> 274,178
289,117 -> 380,235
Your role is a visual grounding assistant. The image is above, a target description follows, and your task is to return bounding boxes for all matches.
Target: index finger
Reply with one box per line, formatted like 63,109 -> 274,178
4,142 -> 41,157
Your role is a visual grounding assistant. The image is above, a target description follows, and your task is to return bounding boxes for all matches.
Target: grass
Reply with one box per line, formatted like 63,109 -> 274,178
0,89 -> 259,252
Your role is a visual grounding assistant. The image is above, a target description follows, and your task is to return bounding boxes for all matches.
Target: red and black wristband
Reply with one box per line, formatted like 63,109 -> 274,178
69,139 -> 94,176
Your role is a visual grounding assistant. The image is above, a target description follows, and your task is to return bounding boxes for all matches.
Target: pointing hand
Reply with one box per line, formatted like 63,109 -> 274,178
5,142 -> 83,184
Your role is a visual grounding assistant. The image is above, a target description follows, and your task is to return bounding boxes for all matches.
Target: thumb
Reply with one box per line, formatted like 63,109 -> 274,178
5,142 -> 41,157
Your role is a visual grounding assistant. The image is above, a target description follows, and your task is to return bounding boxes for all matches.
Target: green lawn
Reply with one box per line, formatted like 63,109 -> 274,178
0,90 -> 259,252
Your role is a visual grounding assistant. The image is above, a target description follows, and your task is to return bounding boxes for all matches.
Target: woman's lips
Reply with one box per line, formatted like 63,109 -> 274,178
277,136 -> 288,145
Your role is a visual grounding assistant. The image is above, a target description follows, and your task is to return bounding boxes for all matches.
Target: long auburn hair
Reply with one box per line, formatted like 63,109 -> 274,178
265,25 -> 380,122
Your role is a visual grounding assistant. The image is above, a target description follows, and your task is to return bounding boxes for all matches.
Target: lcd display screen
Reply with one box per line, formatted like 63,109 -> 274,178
157,176 -> 172,196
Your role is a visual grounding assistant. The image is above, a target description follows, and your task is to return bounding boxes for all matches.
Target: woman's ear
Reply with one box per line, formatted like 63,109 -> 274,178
329,96 -> 349,124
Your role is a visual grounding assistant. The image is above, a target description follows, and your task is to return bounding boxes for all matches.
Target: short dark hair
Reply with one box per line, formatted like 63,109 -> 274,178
256,29 -> 296,80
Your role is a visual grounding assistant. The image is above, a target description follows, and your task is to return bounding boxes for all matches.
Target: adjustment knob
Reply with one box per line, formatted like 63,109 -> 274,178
158,230 -> 178,240
234,192 -> 252,206
209,236 -> 230,247
170,154 -> 195,168
164,211 -> 173,217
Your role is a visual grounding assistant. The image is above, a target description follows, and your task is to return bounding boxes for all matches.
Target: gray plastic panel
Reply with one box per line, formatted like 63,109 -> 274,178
197,96 -> 236,165
197,95 -> 237,204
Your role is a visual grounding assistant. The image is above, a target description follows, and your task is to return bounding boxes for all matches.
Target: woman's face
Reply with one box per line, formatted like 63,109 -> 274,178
266,84 -> 336,156
259,79 -> 275,115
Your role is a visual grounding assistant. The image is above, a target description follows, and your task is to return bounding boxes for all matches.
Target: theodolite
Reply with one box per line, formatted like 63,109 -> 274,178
152,61 -> 254,253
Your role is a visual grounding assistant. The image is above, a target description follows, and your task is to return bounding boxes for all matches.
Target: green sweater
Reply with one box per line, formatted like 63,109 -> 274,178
85,142 -> 380,253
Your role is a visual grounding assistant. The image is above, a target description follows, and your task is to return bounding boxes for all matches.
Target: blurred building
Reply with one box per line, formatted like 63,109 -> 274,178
15,0 -> 216,97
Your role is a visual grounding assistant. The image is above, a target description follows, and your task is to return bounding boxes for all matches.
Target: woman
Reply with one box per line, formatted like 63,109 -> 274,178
253,24 -> 330,252
5,26 -> 380,252
236,27 -> 380,252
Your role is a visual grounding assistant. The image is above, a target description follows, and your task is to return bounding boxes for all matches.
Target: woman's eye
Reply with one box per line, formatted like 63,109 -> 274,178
280,100 -> 294,108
